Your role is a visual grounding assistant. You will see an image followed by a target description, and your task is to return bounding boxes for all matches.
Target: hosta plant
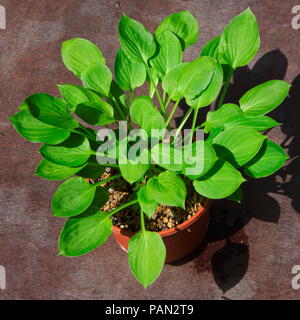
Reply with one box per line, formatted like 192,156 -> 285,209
10,8 -> 289,288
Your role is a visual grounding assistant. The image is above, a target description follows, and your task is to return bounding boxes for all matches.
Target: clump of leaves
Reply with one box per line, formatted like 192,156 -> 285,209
10,8 -> 289,288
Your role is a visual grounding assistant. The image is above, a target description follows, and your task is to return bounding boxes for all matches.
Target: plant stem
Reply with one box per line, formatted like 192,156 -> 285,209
173,107 -> 193,142
146,68 -> 165,115
108,96 -> 127,121
71,129 -> 96,141
166,98 -> 181,128
94,173 -> 122,187
216,67 -> 234,109
140,207 -> 146,232
106,199 -> 139,218
189,108 -> 199,144
79,124 -> 96,140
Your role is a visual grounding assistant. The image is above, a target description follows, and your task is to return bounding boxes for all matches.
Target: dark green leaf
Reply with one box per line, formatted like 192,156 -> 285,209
9,110 -> 69,144
58,211 -> 112,256
40,134 -> 91,167
155,10 -> 199,50
128,230 -> 166,288
35,159 -> 86,180
227,187 -> 243,203
61,38 -> 105,77
52,177 -> 96,217
26,93 -> 78,130
76,156 -> 105,179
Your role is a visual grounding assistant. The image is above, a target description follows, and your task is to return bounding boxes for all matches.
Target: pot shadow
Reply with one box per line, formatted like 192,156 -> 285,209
171,49 -> 300,293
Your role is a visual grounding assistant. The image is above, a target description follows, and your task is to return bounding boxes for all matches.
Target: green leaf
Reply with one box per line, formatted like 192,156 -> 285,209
162,57 -> 217,100
224,115 -> 280,131
35,159 -> 86,180
200,36 -> 221,61
57,84 -> 102,112
213,127 -> 266,167
61,38 -> 105,77
203,103 -> 242,133
9,110 -> 69,144
183,141 -> 218,179
240,80 -> 291,117
218,8 -> 260,69
227,187 -> 243,203
138,186 -> 158,219
118,14 -> 156,64
130,96 -> 165,135
40,134 -> 91,167
114,48 -> 146,92
186,62 -> 223,108
52,177 -> 96,217
58,211 -> 112,256
76,156 -> 105,179
75,101 -> 115,126
150,30 -> 182,77
244,140 -> 288,178
155,10 -> 199,50
119,148 -> 150,184
151,143 -> 183,172
26,93 -> 78,130
128,230 -> 166,288
81,62 -> 112,97
147,171 -> 186,209
193,160 -> 246,199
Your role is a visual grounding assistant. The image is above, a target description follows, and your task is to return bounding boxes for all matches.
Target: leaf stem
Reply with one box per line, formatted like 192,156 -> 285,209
94,173 -> 122,187
189,107 -> 199,144
79,124 -> 96,140
106,199 -> 139,218
166,98 -> 181,128
216,67 -> 234,109
146,68 -> 165,115
140,207 -> 146,232
71,129 -> 96,141
173,107 -> 193,142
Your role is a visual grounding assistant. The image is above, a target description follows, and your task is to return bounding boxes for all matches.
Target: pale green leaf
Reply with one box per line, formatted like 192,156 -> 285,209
138,186 -> 158,219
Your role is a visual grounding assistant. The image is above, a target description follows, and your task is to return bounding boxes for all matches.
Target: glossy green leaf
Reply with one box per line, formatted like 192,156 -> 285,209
58,211 -> 112,256
35,159 -> 86,181
138,186 -> 158,219
75,101 -> 115,126
119,148 -> 150,184
193,160 -> 246,199
130,96 -> 165,135
147,171 -> 186,209
155,10 -> 199,50
52,177 -> 96,217
224,115 -> 280,131
186,62 -> 223,108
26,93 -> 78,130
114,49 -> 146,92
150,30 -> 182,77
128,230 -> 166,288
244,140 -> 288,178
40,134 -> 91,167
151,143 -> 183,172
240,80 -> 291,117
213,127 -> 266,167
200,36 -> 221,61
58,84 -> 102,112
218,8 -> 260,69
203,103 -> 242,133
9,110 -> 69,144
118,14 -> 156,64
163,57 -> 217,100
81,62 -> 112,97
183,140 -> 218,179
61,38 -> 105,77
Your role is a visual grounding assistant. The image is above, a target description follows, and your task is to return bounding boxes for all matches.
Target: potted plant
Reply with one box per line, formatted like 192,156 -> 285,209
10,8 -> 289,288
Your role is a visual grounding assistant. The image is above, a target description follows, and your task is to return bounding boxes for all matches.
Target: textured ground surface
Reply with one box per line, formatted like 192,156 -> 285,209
0,0 -> 300,300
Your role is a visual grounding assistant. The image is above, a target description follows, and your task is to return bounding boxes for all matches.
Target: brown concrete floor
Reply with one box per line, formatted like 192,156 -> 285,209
0,0 -> 300,300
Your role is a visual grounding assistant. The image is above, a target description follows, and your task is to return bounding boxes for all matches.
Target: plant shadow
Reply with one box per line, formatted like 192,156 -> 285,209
171,49 -> 300,293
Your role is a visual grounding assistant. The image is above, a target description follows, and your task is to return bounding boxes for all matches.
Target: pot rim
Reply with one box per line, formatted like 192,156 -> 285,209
112,198 -> 212,238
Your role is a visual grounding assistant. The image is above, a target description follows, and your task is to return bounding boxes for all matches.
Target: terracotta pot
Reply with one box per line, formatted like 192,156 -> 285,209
112,199 -> 211,263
